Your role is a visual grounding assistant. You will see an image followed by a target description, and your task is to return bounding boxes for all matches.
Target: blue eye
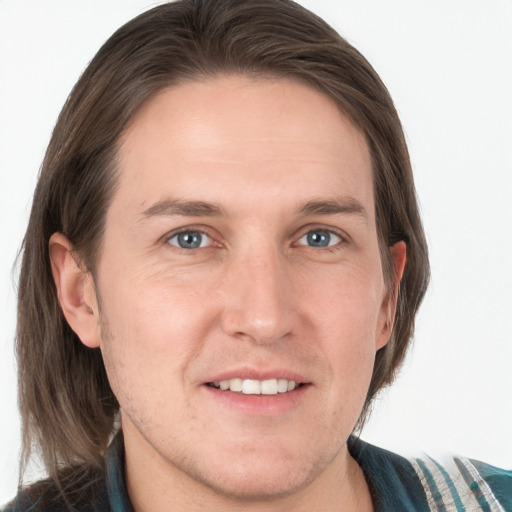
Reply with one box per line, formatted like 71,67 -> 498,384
168,231 -> 212,249
298,229 -> 341,248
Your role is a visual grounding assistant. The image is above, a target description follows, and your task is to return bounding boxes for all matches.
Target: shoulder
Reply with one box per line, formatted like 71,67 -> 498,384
1,467 -> 109,512
349,437 -> 431,510
1,434 -> 131,512
409,453 -> 512,511
350,437 -> 512,512
470,458 -> 512,507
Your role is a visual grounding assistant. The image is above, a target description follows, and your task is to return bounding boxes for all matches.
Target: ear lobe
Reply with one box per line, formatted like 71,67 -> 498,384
376,240 -> 407,350
49,233 -> 101,348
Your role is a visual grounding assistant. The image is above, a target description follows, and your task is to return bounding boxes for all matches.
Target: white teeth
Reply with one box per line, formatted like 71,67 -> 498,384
210,378 -> 299,394
229,378 -> 243,392
242,379 -> 261,394
260,379 -> 278,395
277,379 -> 288,393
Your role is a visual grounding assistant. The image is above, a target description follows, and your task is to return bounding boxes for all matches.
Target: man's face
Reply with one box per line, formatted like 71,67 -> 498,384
90,76 -> 397,499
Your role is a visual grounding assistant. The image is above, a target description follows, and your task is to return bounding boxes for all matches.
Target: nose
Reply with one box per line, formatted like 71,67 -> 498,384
220,250 -> 297,345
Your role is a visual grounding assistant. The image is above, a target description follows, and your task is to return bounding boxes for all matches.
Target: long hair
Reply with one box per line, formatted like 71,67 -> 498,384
16,0 -> 429,497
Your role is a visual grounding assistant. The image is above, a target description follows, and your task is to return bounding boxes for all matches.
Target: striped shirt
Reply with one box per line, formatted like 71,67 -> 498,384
349,437 -> 512,511
409,454 -> 511,511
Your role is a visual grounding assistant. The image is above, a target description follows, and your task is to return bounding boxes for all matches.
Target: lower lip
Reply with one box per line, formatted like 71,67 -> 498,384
202,384 -> 310,416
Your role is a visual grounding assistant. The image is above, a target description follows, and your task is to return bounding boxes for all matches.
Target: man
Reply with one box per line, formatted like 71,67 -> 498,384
3,1 -> 511,511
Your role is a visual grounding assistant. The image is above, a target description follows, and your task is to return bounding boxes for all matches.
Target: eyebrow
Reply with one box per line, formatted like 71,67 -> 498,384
296,198 -> 368,221
141,199 -> 223,218
140,196 -> 368,222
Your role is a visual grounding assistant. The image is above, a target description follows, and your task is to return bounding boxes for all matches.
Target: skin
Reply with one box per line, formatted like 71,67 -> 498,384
51,75 -> 406,512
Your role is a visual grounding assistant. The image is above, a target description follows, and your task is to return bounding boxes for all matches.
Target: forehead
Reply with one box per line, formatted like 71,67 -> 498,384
114,75 -> 374,219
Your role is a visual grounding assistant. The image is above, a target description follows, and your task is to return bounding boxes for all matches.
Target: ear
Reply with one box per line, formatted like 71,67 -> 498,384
375,240 -> 407,350
49,232 -> 102,348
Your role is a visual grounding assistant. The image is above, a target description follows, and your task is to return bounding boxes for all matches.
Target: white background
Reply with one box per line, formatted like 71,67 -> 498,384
1,0 -> 511,504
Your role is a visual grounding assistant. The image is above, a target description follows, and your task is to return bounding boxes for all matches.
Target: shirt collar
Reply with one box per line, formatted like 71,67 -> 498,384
105,432 -> 135,512
348,436 -> 429,512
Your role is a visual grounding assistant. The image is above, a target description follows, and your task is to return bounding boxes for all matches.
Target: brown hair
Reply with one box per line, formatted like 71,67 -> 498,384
16,0 -> 429,498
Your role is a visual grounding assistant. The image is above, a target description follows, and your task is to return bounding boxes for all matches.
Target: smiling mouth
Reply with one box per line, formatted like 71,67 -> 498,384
206,378 -> 304,395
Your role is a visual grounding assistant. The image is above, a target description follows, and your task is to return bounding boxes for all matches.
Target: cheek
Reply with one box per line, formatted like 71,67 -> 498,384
301,263 -> 383,400
101,259 -> 213,342
304,260 -> 384,337
96,263 -> 225,419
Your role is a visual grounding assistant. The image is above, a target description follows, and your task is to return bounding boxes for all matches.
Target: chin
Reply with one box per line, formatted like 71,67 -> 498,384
175,442 -> 335,502
191,463 -> 316,501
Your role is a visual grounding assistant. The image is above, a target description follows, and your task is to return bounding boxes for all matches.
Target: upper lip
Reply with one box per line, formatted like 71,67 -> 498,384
202,367 -> 310,385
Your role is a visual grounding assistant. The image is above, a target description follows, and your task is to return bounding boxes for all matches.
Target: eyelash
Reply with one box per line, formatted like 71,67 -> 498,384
295,229 -> 343,249
165,228 -> 217,250
164,226 -> 347,252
